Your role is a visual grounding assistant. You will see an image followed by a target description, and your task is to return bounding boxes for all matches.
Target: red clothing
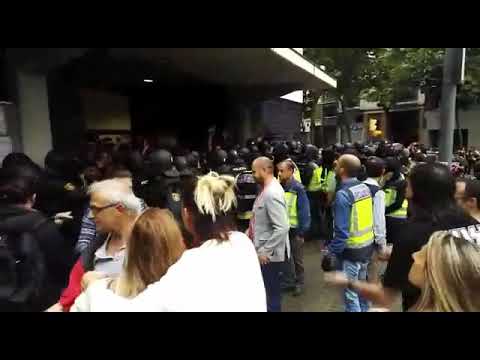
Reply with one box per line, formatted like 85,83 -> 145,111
59,259 -> 85,312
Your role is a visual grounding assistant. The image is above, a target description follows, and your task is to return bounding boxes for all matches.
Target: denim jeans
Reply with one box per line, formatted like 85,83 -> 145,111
261,262 -> 282,312
342,259 -> 370,312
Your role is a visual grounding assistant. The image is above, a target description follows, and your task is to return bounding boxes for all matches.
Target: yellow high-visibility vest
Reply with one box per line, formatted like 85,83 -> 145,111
385,188 -> 408,219
307,166 -> 323,192
346,183 -> 374,249
284,191 -> 299,228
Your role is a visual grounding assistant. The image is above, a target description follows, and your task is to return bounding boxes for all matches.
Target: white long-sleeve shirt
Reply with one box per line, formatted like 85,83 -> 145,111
364,178 -> 387,247
82,231 -> 267,312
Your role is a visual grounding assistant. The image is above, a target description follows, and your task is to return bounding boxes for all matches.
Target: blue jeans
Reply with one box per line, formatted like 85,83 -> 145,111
261,262 -> 282,312
342,259 -> 369,312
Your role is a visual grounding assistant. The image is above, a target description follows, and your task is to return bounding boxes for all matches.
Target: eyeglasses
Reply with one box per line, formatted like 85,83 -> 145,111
89,203 -> 118,216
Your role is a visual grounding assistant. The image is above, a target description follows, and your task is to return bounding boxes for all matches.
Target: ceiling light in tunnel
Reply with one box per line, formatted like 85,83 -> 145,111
144,79 -> 154,83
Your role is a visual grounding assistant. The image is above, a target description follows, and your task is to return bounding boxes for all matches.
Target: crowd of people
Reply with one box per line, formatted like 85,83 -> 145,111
0,133 -> 480,312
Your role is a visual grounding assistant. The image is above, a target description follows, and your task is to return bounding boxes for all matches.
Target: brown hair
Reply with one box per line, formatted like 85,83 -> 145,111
116,208 -> 186,298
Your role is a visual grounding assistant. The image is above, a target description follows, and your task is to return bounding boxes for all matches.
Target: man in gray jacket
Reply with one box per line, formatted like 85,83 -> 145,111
250,157 -> 290,312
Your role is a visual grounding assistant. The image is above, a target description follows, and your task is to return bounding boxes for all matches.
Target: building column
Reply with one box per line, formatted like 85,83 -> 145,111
15,70 -> 52,165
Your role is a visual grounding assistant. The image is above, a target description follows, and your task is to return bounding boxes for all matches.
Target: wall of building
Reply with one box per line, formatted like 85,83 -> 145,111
16,72 -> 52,165
425,106 -> 480,148
82,89 -> 131,131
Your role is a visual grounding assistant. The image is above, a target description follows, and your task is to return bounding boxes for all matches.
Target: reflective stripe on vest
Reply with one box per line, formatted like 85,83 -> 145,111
237,211 -> 253,220
307,166 -> 323,192
284,191 -> 299,228
385,188 -> 408,219
347,183 -> 374,249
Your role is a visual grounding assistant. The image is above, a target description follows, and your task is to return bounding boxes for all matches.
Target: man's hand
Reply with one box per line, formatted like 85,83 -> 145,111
81,271 -> 107,291
377,244 -> 393,262
258,255 -> 270,266
295,235 -> 304,244
324,271 -> 350,288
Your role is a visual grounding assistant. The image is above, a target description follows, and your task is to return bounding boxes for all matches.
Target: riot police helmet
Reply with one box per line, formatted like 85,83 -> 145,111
227,149 -> 240,165
174,156 -> 193,177
305,144 -> 319,160
147,149 -> 179,178
45,150 -> 67,175
273,142 -> 289,160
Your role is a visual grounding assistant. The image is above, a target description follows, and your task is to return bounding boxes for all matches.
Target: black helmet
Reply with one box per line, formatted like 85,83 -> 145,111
287,140 -> 298,153
209,149 -> 228,169
174,156 -> 193,177
227,149 -> 240,165
273,143 -> 289,160
239,147 -> 251,159
258,140 -> 270,154
45,150 -> 66,175
246,138 -> 257,149
334,143 -> 345,154
186,152 -> 199,168
146,149 -> 179,178
305,144 -> 319,160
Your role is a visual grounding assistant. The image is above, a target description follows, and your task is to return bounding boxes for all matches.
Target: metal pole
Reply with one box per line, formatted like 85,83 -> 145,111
439,48 -> 464,163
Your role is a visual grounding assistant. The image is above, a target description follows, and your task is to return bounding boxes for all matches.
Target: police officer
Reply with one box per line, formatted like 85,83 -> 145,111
186,151 -> 202,176
35,150 -> 87,249
301,144 -> 323,240
227,150 -> 247,176
324,154 -> 374,312
277,160 -> 311,296
142,149 -> 183,221
234,165 -> 259,233
208,149 -> 231,175
273,142 -> 302,183
127,150 -> 146,198
383,157 -> 408,246
238,147 -> 251,167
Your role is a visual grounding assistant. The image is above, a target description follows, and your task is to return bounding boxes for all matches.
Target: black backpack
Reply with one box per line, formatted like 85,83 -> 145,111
0,215 -> 47,311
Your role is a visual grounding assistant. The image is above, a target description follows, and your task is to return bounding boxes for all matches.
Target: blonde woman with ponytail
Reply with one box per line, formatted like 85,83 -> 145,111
81,172 -> 267,312
409,231 -> 480,312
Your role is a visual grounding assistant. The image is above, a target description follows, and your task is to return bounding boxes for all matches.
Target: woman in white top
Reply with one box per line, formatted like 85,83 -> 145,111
82,172 -> 267,312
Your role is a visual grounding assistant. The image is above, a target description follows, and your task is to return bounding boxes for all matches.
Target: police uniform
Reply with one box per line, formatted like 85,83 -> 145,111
330,180 -> 374,312
235,170 -> 259,233
384,178 -> 408,246
141,150 -> 183,222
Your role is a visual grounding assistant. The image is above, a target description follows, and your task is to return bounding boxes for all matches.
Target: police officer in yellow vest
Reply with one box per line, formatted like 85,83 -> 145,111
302,144 -> 323,239
277,160 -> 311,296
383,157 -> 408,246
326,154 -> 374,312
273,142 -> 302,184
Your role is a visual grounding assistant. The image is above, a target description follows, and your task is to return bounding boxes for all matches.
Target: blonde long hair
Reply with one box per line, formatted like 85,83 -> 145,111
115,208 -> 186,298
414,231 -> 480,312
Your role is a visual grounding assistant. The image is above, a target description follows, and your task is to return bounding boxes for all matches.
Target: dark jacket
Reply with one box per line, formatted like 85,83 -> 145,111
383,207 -> 477,311
0,205 -> 72,311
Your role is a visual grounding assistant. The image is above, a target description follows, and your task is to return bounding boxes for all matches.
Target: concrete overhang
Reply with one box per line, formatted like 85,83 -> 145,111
108,48 -> 336,99
8,48 -> 337,102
